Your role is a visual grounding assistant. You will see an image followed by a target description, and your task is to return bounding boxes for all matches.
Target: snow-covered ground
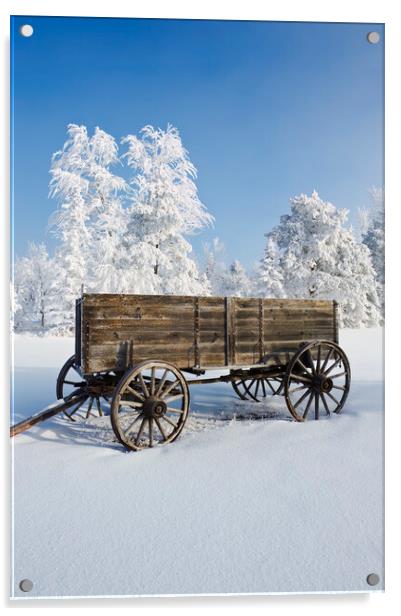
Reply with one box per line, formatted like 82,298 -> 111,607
11,329 -> 384,598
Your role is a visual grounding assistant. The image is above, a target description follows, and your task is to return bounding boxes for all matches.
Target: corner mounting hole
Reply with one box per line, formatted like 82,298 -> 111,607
19,578 -> 33,592
366,573 -> 380,586
19,24 -> 34,37
367,31 -> 380,44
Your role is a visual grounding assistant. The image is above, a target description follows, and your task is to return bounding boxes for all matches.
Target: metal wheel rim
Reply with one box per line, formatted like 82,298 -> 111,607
111,360 -> 190,451
284,340 -> 351,422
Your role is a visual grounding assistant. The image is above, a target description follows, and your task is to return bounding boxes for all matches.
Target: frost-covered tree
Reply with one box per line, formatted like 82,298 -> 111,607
203,239 -> 251,296
49,124 -> 127,325
362,208 -> 384,287
265,191 -> 381,327
121,124 -> 213,295
49,124 -> 91,316
220,260 -> 251,297
84,128 -> 127,292
361,187 -> 384,316
203,237 -> 227,295
91,198 -> 128,293
256,236 -> 285,298
10,281 -> 21,331
357,207 -> 370,241
13,243 -> 61,331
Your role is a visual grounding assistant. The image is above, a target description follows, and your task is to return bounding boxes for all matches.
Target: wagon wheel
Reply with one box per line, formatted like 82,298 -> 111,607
111,360 -> 190,451
231,376 -> 284,402
56,355 -> 111,421
284,340 -> 351,422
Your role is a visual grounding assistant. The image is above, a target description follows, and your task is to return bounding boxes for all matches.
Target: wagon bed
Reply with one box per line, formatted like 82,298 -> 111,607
77,294 -> 339,374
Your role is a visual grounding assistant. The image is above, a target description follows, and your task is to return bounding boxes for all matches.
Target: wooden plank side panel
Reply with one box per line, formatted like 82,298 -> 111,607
198,313 -> 225,329
83,294 -> 228,373
84,305 -> 195,320
87,355 -> 194,373
264,328 -> 335,341
235,315 -> 261,363
80,294 -> 337,373
89,331 -> 194,348
89,329 -> 195,345
263,318 -> 336,327
263,298 -> 336,351
263,298 -> 334,310
232,298 -> 336,365
82,294 -> 197,373
198,297 -> 226,367
75,299 -> 82,366
83,293 -> 200,307
232,298 -> 259,365
233,298 -> 336,366
87,342 -> 195,371
85,317 -> 195,330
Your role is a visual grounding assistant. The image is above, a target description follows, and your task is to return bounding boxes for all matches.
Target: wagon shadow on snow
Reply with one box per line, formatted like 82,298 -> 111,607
16,412 -> 124,451
18,392 -> 297,452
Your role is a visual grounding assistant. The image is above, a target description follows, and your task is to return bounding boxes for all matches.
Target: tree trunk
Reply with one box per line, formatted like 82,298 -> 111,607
154,243 -> 159,276
40,296 -> 45,328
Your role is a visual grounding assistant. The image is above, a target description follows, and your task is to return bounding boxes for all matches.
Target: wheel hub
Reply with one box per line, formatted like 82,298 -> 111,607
312,375 -> 333,393
142,397 -> 167,418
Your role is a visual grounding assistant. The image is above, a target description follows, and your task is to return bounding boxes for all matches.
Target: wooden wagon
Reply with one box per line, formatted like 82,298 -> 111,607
11,293 -> 351,451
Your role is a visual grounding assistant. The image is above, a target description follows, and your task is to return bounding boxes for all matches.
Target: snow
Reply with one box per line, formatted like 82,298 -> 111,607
11,329 -> 384,598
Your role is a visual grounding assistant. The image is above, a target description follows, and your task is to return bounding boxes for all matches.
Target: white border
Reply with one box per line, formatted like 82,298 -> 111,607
2,1 -> 400,613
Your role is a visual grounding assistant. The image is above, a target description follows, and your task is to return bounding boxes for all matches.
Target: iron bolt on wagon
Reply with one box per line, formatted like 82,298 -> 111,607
12,294 -> 351,451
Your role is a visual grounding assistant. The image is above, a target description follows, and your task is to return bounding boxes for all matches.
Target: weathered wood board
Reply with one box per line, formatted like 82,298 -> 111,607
77,294 -> 338,374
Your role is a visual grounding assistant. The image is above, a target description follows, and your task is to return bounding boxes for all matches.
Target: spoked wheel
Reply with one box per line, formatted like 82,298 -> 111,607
56,355 -> 112,421
284,340 -> 351,422
111,360 -> 190,451
231,375 -> 284,401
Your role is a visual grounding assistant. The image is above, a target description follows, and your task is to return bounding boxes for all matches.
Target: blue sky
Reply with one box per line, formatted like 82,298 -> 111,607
11,16 -> 384,268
